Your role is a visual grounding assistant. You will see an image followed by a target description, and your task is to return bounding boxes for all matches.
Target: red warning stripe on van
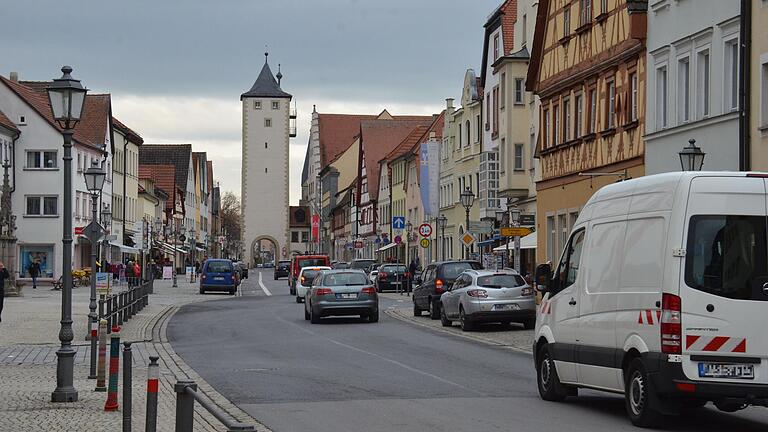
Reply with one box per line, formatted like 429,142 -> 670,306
540,300 -> 552,315
637,310 -> 661,325
685,335 -> 747,353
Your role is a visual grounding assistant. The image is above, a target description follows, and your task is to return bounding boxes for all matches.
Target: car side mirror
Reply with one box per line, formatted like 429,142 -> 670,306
535,263 -> 552,293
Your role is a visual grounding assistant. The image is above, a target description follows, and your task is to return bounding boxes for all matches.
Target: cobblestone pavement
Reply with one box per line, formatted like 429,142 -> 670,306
379,292 -> 534,353
0,275 -> 270,431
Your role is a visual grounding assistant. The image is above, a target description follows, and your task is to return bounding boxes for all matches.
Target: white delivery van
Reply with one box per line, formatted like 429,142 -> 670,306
533,172 -> 768,427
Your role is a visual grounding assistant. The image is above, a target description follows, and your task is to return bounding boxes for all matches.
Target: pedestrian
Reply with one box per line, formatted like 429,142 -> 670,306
28,259 -> 41,289
125,260 -> 135,287
133,261 -> 141,282
408,258 -> 418,293
0,261 -> 10,322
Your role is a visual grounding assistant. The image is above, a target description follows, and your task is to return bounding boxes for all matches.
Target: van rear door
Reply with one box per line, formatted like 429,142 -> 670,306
681,176 -> 768,385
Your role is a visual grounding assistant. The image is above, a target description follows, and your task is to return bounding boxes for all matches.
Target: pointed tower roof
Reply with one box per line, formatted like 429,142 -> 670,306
241,53 -> 292,100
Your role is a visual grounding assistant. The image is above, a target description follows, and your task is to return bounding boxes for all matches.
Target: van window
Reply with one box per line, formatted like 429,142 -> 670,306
300,258 -> 327,268
554,229 -> 585,292
685,215 -> 768,301
206,261 -> 232,273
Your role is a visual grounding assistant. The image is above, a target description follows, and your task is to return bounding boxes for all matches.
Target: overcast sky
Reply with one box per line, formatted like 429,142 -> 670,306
2,0 -> 500,204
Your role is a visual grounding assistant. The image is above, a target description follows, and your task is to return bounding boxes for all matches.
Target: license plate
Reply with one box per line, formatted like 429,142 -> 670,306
391,282 -> 401,285
493,304 -> 520,311
214,277 -> 224,281
698,363 -> 754,379
337,293 -> 358,300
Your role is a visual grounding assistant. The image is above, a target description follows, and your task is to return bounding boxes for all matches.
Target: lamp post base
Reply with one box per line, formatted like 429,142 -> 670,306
51,348 -> 79,402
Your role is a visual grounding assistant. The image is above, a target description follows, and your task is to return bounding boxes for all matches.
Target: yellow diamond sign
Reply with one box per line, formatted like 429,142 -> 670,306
460,232 -> 476,247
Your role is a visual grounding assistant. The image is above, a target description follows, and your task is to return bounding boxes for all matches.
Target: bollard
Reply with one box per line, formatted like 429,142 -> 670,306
106,296 -> 113,333
95,319 -> 108,391
104,325 -> 121,411
88,316 -> 98,379
174,380 -> 197,432
122,342 -> 132,432
145,356 -> 160,432
118,293 -> 124,325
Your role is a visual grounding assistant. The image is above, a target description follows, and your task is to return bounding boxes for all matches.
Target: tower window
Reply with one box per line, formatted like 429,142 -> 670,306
265,142 -> 268,149
272,101 -> 279,110
265,168 -> 268,174
254,100 -> 261,110
265,118 -> 272,127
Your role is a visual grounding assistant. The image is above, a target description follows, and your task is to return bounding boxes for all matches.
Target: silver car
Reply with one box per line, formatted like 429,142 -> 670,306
304,269 -> 379,323
439,269 -> 535,331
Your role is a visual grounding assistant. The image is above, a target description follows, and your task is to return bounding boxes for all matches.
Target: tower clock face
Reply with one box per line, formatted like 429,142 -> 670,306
295,208 -> 306,223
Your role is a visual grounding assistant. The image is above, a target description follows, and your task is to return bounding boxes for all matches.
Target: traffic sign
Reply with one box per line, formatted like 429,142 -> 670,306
420,238 -> 430,248
468,220 -> 494,234
74,226 -> 84,235
418,223 -> 432,238
392,216 -> 406,230
500,227 -> 533,237
520,214 -> 536,226
394,235 -> 402,244
354,241 -> 364,249
460,232 -> 476,247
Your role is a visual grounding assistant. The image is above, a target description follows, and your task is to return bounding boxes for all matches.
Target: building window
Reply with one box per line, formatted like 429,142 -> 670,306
563,97 -> 571,142
476,114 -> 481,142
514,78 -> 525,104
493,86 -> 500,136
657,66 -> 668,129
26,150 -> 57,169
20,245 -> 54,278
522,14 -> 527,45
26,196 -> 58,216
543,108 -> 550,148
630,73 -> 638,122
580,0 -> 592,26
500,139 -> 506,173
301,231 -> 309,243
272,101 -> 279,110
265,142 -> 268,149
547,216 -> 555,262
588,88 -> 597,133
501,72 -> 506,109
601,0 -> 608,13
563,6 -> 571,37
606,80 -> 615,129
678,57 -> 690,123
265,118 -> 272,127
553,104 -> 560,145
559,214 -> 568,258
493,34 -> 500,60
486,97 -> 491,130
762,62 -> 768,127
458,122 -> 463,148
254,100 -> 261,110
697,49 -> 711,118
725,38 -> 739,112
291,231 -> 299,243
465,120 -> 471,147
575,93 -> 583,137
514,143 -> 524,170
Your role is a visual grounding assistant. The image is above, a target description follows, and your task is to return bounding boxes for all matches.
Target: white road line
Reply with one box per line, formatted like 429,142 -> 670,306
258,272 -> 272,296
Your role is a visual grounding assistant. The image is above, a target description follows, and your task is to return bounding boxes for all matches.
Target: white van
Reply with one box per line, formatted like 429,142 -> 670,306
533,172 -> 768,427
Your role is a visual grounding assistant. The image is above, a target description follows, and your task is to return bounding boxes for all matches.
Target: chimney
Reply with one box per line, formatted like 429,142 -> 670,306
446,98 -> 454,109
9,72 -> 18,82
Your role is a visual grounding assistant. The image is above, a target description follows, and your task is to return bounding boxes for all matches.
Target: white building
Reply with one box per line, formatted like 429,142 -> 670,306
645,0 -> 741,173
241,54 -> 295,266
111,117 -> 141,260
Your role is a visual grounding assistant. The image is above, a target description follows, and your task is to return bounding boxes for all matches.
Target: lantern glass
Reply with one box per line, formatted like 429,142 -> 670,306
460,187 -> 475,209
47,66 -> 87,128
84,162 -> 106,193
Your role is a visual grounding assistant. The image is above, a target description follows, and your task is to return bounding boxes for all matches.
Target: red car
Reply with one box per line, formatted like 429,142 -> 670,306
289,254 -> 330,295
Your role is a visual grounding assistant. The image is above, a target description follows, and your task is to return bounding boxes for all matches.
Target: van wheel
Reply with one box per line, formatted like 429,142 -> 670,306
459,308 -> 474,331
536,344 -> 569,402
429,299 -> 440,320
440,306 -> 452,327
413,301 -> 422,317
625,358 -> 663,427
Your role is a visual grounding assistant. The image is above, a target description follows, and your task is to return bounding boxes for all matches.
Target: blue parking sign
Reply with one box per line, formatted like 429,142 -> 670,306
392,216 -> 405,230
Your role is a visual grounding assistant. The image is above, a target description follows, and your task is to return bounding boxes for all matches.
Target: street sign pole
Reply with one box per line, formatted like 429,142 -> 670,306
513,213 -> 521,274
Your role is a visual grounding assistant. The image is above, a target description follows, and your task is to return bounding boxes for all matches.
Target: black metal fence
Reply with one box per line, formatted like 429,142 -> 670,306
98,280 -> 151,333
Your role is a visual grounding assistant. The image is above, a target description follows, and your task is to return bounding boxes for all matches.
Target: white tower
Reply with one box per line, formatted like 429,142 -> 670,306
241,53 -> 294,266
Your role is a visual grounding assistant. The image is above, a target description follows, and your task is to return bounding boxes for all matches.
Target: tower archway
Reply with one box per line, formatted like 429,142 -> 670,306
250,235 -> 280,268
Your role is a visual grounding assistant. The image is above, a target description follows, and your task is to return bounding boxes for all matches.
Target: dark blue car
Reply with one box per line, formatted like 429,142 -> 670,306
200,259 -> 238,295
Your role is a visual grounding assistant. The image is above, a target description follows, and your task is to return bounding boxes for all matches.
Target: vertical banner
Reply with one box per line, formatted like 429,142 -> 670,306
311,214 -> 320,244
419,140 -> 440,217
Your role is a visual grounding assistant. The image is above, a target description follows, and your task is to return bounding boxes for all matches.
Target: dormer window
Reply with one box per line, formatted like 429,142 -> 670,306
18,115 -> 26,126
254,100 -> 262,110
493,34 -> 500,60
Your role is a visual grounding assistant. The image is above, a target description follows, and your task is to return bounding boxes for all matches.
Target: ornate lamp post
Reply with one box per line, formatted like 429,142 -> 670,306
459,187 -> 475,260
437,214 -> 447,261
495,208 -> 507,269
100,204 -> 111,274
0,141 -> 18,296
679,139 -> 706,171
48,65 -> 88,403
83,160 -> 106,379
510,204 -> 521,273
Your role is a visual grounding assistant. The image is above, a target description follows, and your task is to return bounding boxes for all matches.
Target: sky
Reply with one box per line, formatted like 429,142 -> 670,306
2,0 -> 501,204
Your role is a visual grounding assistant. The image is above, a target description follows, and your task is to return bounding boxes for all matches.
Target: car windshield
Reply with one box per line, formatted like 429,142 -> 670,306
441,262 -> 480,280
476,274 -> 526,288
278,261 -> 290,266
301,269 -> 323,285
300,259 -> 326,267
206,262 -> 232,273
322,272 -> 369,286
381,265 -> 407,273
333,262 -> 350,269
351,260 -> 375,269
685,215 -> 768,301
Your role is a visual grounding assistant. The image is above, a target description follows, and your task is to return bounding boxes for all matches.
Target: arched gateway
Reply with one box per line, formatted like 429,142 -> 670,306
241,53 -> 294,266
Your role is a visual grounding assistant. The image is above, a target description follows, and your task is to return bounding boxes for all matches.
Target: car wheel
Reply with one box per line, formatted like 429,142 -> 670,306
459,308 -> 474,331
523,317 -> 536,330
368,309 -> 379,323
310,305 -> 321,324
537,344 -> 569,402
274,275 -> 278,280
304,305 -> 310,321
377,284 -> 382,293
440,305 -> 452,327
199,287 -> 204,294
625,358 -> 663,427
413,301 -> 422,317
295,296 -> 302,303
429,299 -> 440,320
714,401 -> 747,413
230,288 -> 236,295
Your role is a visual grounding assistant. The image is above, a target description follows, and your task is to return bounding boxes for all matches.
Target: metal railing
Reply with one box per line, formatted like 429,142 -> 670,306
175,380 -> 255,431
98,280 -> 151,333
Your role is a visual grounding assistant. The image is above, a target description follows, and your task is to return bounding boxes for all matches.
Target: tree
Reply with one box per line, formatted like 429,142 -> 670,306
220,191 -> 241,245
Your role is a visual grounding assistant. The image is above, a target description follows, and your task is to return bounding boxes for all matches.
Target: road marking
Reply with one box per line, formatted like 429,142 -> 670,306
258,272 -> 272,296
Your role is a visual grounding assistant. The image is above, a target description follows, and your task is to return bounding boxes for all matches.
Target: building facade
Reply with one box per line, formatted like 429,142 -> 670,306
750,0 -> 768,169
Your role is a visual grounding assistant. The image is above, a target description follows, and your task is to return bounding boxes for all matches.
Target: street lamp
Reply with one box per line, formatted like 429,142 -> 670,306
459,187 -> 475,259
679,139 -> 706,172
100,204 -> 112,272
48,65 -> 88,403
437,214 -> 447,261
495,208 -> 507,270
188,227 -> 197,282
510,205 -> 521,273
83,161 -> 105,379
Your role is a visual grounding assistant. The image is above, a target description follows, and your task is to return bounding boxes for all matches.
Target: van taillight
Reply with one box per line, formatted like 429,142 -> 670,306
435,279 -> 444,294
661,293 -> 682,354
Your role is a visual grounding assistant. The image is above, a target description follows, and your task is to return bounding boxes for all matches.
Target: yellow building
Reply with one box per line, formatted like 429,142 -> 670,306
750,0 -> 768,169
527,0 -> 648,264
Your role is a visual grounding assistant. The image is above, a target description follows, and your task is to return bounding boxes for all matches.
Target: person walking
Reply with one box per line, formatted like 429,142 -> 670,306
408,258 -> 418,293
0,261 -> 10,322
28,259 -> 41,289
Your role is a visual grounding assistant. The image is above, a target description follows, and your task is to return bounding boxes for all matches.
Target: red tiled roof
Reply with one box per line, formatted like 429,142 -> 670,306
112,116 -> 144,145
206,160 -> 214,192
500,0 -> 517,56
382,125 -> 430,163
359,119 -> 433,202
139,164 -> 177,210
0,77 -> 110,150
411,111 -> 447,184
0,109 -> 19,135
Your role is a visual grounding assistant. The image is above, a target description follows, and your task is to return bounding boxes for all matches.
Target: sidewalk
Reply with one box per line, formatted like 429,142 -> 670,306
0,277 -> 270,431
380,292 -> 534,353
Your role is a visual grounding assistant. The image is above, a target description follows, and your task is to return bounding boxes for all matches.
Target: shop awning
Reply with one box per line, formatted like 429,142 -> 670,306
195,246 -> 206,252
158,242 -> 187,254
376,242 -> 398,253
493,232 -> 537,251
109,242 -> 141,254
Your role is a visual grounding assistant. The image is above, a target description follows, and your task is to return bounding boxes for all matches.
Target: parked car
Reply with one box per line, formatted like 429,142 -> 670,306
304,269 -> 378,323
263,261 -> 274,268
290,255 -> 331,295
350,259 -> 376,271
234,261 -> 248,280
274,260 -> 291,280
375,264 -> 410,292
295,266 -> 331,303
412,260 -> 483,319
440,269 -> 535,331
332,262 -> 350,269
533,172 -> 768,427
199,259 -> 238,295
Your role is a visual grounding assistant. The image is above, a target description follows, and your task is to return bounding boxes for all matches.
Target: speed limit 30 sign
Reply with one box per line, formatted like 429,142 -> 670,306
418,223 -> 433,238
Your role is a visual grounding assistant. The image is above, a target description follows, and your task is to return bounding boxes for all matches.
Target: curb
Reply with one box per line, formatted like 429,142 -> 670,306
384,306 -> 533,356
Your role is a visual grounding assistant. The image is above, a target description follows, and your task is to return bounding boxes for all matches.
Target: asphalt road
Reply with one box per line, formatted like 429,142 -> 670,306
168,269 -> 768,432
